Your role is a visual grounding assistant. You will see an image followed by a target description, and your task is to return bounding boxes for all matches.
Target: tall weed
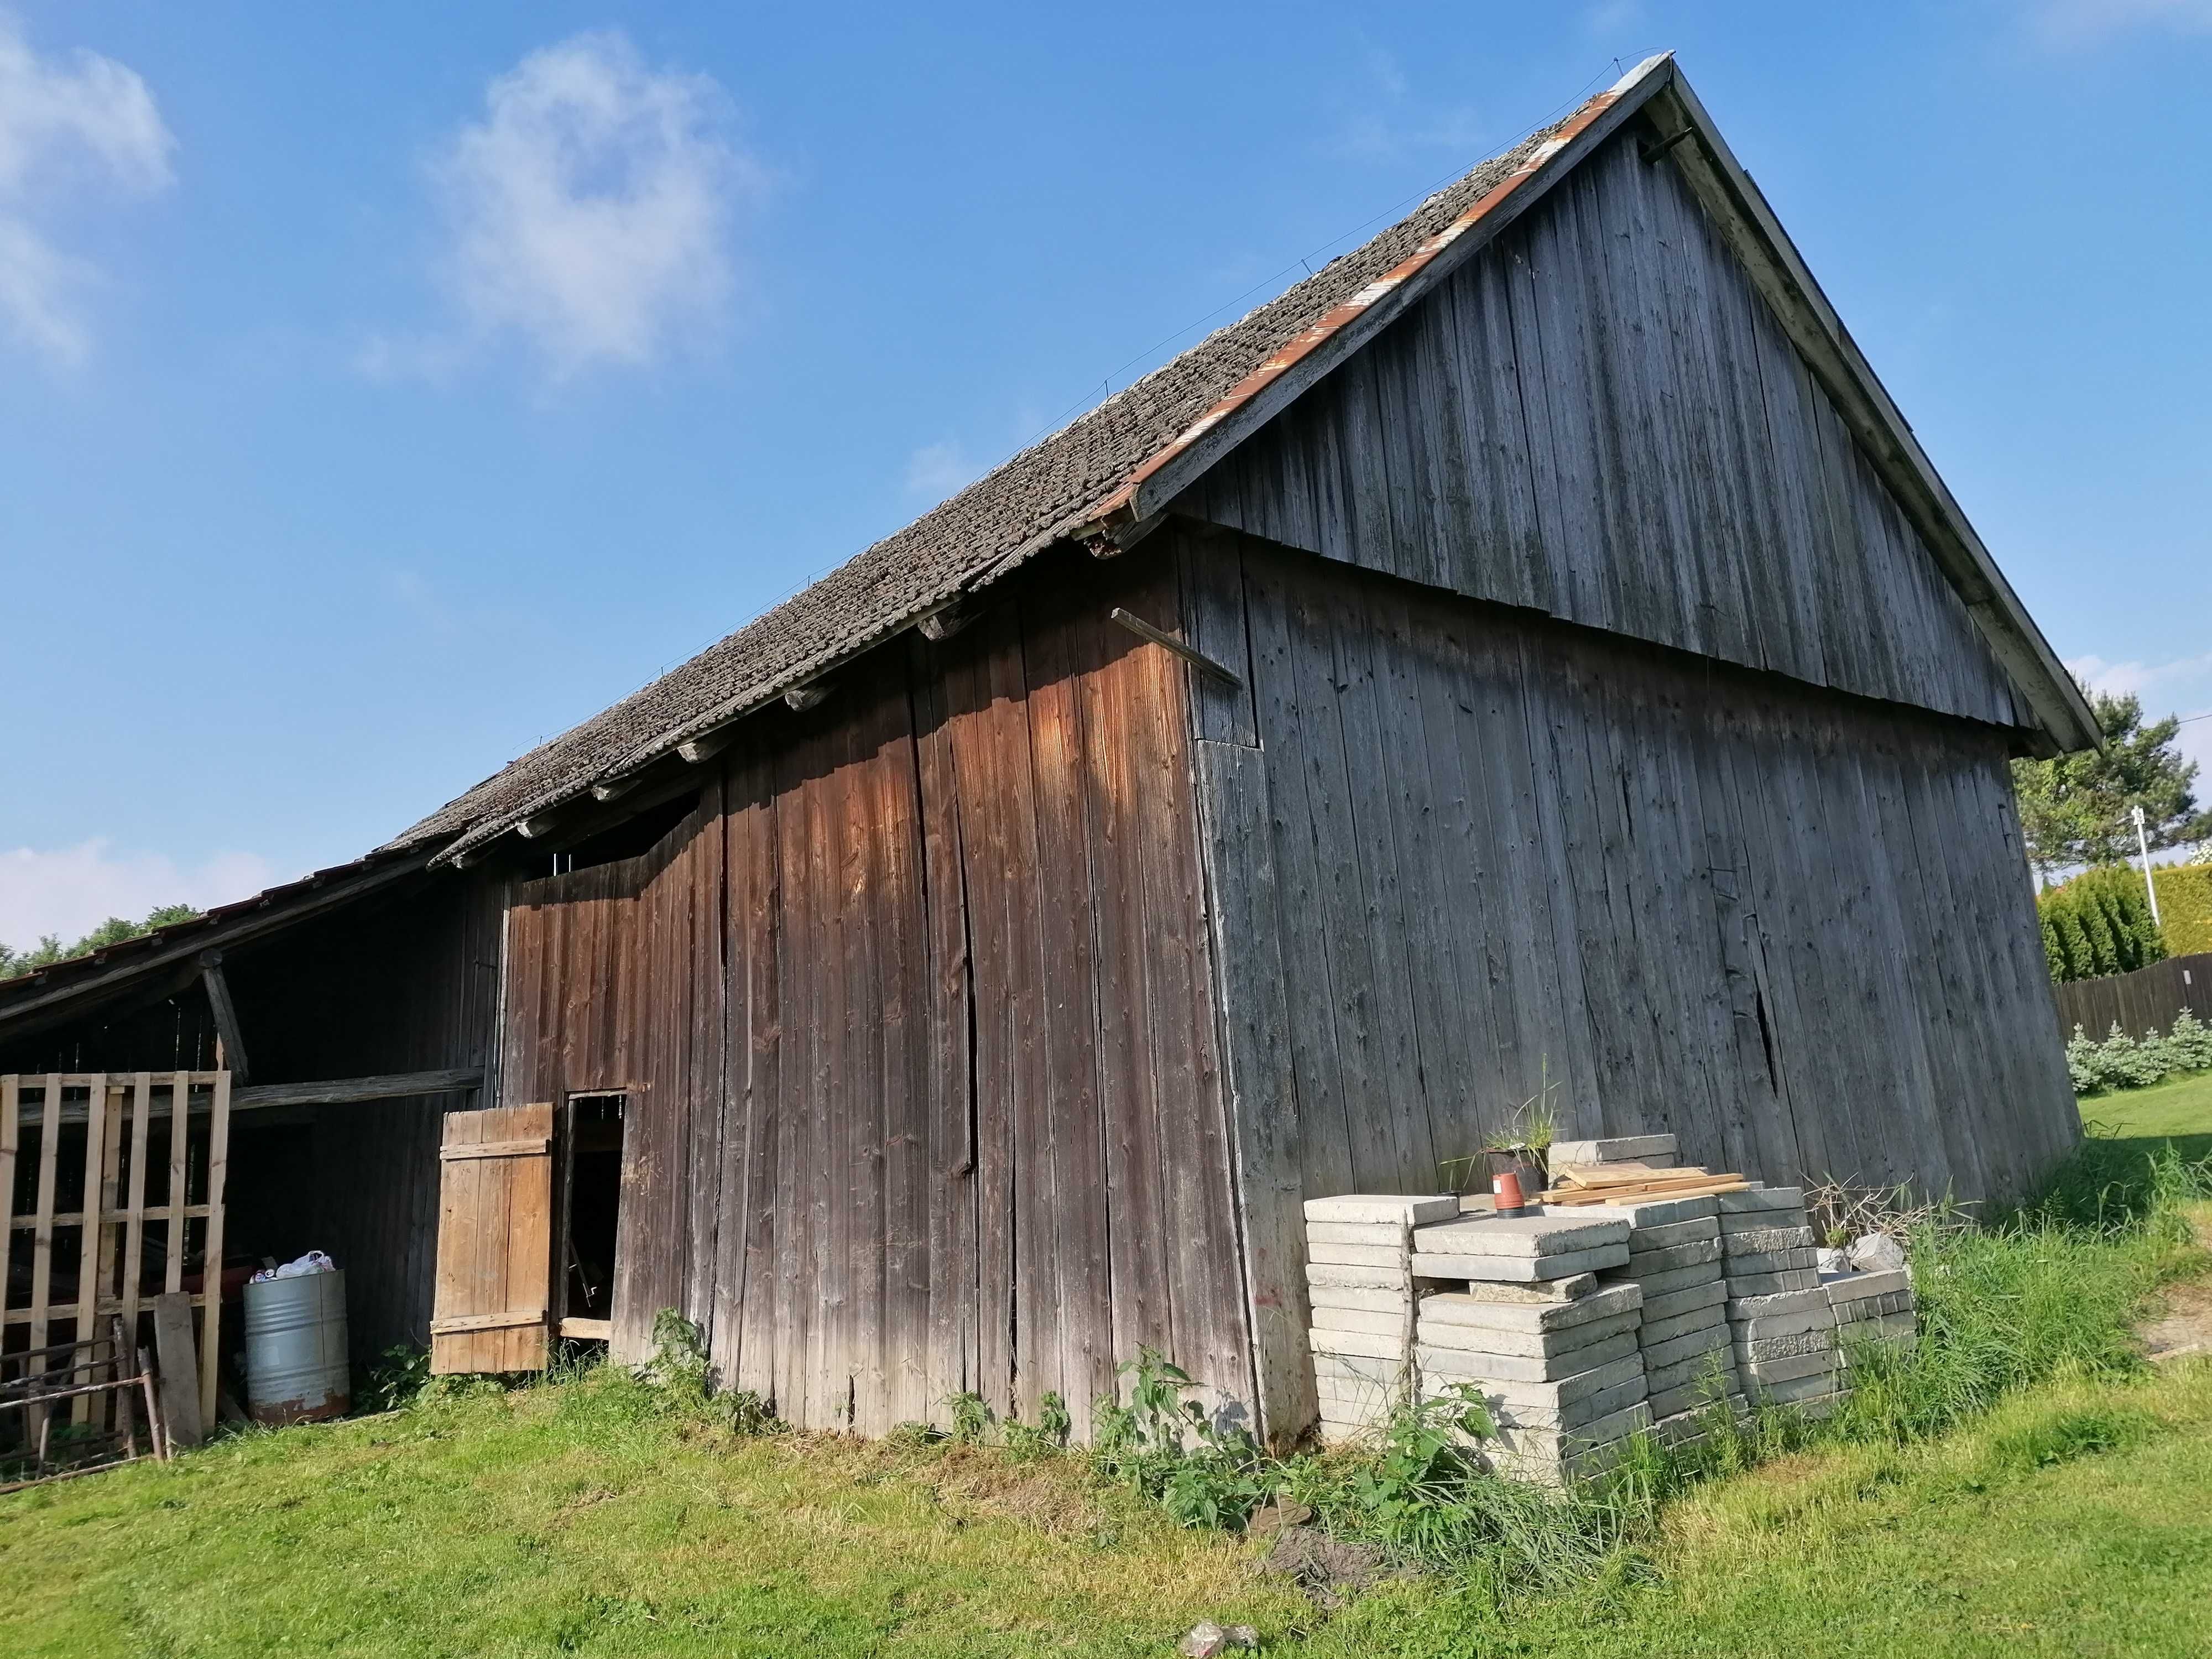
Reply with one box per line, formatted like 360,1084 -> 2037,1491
1836,1142 -> 2212,1444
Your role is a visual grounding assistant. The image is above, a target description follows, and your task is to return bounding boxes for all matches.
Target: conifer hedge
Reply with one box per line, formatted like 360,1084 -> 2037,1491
2037,865 -> 2167,984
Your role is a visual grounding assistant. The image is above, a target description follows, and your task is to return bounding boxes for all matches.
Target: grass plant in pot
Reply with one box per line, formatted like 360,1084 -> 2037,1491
1440,1066 -> 1561,1208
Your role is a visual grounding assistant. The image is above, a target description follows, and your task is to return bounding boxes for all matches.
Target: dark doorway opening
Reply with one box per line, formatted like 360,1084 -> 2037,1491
557,1093 -> 624,1342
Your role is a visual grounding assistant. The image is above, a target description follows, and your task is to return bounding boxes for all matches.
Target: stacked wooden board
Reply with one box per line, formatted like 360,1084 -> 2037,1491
1538,1136 -> 1750,1208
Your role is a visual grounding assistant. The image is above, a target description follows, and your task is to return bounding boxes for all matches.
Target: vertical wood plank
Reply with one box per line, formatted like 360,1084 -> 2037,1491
30,1074 -> 61,1360
0,1076 -> 17,1326
910,638 -> 980,1418
1192,737 -> 1314,1444
73,1075 -> 113,1424
197,1071 -> 231,1424
164,1071 -> 187,1296
119,1074 -> 152,1334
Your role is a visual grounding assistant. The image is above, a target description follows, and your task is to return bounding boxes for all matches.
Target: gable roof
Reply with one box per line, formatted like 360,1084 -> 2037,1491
394,54 -> 2094,868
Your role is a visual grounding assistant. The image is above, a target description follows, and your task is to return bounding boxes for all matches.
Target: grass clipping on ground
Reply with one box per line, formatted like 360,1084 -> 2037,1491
4,1079 -> 2212,1658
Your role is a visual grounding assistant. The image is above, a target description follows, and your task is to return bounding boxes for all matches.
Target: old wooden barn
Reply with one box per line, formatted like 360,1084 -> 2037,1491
1,58 -> 2094,1445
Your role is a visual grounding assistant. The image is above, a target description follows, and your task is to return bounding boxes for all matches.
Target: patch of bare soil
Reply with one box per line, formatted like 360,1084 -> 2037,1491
2140,1277 -> 2212,1365
1253,1524 -> 1401,1608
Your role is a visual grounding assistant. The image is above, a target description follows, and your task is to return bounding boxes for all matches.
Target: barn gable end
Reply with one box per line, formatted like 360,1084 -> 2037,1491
1172,122 -> 2030,735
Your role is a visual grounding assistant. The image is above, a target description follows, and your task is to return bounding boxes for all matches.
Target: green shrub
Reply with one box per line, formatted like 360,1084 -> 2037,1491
2065,1009 -> 2212,1094
2038,865 -> 2168,983
2153,861 -> 2212,956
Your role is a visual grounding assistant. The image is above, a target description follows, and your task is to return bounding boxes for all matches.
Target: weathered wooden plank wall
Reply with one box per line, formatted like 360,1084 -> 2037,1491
502,783 -> 726,1360
239,874 -> 507,1358
1174,125 -> 2032,738
2053,952 -> 2212,1043
1181,533 -> 2079,1422
498,552 -> 1252,1438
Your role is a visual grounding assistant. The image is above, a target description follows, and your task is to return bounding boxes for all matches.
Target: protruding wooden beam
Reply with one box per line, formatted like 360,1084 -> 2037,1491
515,812 -> 567,841
677,726 -> 735,765
916,599 -> 977,642
590,774 -> 641,804
784,682 -> 831,713
231,1067 -> 484,1112
196,951 -> 249,1086
1108,607 -> 1243,688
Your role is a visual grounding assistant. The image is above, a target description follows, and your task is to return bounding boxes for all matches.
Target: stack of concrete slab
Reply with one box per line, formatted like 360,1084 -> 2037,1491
1547,1134 -> 1681,1171
1302,1193 -> 1458,1443
1577,1188 -> 1746,1440
1824,1266 -> 1916,1376
1719,1187 -> 1847,1415
1408,1212 -> 1647,1481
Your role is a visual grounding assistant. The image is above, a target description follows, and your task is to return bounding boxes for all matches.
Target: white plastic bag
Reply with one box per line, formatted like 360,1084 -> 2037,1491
251,1249 -> 337,1284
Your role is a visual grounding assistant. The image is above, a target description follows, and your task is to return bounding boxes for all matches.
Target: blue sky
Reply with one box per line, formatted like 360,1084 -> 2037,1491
3,1 -> 2209,943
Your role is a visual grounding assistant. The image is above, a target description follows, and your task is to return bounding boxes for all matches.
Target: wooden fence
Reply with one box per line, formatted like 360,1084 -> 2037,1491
1,1073 -> 231,1435
2052,953 -> 2212,1042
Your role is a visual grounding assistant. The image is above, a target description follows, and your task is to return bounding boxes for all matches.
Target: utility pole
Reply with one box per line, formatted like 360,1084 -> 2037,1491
2133,803 -> 2163,928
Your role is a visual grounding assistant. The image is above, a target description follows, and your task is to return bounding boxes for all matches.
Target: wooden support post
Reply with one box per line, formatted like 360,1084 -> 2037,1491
29,1076 -> 61,1361
140,1345 -> 167,1462
0,1077 -> 17,1314
119,1073 -> 152,1336
161,1073 -> 187,1297
197,1072 -> 232,1428
111,1316 -> 138,1458
152,1291 -> 205,1450
198,952 -> 249,1085
71,1074 -> 110,1425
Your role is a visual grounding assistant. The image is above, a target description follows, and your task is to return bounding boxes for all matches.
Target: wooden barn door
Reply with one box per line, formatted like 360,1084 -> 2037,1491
429,1102 -> 554,1374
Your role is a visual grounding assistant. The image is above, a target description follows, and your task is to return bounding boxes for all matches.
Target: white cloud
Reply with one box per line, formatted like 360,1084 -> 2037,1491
2067,650 -> 2212,700
380,29 -> 762,379
2069,650 -> 2212,780
904,440 -> 981,502
0,841 -> 279,950
0,12 -> 173,367
1583,0 -> 1647,35
1325,43 -> 1486,163
2028,0 -> 2212,45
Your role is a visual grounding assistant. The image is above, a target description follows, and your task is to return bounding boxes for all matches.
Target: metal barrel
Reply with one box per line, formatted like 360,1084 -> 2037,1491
243,1269 -> 351,1426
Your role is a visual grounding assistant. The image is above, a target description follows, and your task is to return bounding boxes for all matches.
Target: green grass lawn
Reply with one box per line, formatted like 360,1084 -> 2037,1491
3,1076 -> 2210,1659
2079,1067 -> 2212,1156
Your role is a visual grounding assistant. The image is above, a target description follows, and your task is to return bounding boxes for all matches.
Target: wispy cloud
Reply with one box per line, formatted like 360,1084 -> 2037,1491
1582,0 -> 1647,36
367,29 -> 765,381
2068,650 -> 2212,700
1323,41 -> 1486,164
0,841 -> 278,950
2070,650 -> 2212,778
904,440 -> 981,503
0,12 -> 173,367
2027,0 -> 2212,46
